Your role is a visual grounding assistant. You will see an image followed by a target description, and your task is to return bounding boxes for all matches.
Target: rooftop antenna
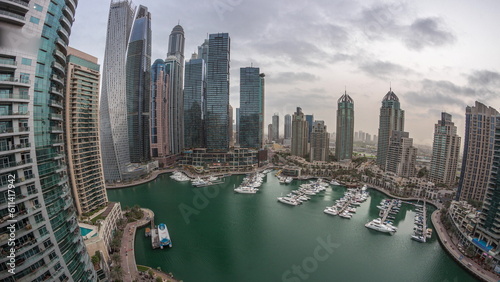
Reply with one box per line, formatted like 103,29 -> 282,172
390,81 -> 392,91
178,20 -> 180,25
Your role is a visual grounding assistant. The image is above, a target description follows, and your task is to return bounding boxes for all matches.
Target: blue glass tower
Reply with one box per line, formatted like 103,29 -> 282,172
336,91 -> 354,160
205,33 -> 230,151
184,57 -> 205,149
239,67 -> 264,149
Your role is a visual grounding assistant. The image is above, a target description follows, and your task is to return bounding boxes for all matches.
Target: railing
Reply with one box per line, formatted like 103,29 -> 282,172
0,158 -> 32,169
0,58 -> 16,66
0,76 -> 30,84
0,10 -> 25,21
5,0 -> 29,7
0,92 -> 29,100
0,142 -> 31,152
0,110 -> 29,116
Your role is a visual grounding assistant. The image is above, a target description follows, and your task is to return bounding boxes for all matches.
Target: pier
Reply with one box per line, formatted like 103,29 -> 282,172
149,213 -> 160,249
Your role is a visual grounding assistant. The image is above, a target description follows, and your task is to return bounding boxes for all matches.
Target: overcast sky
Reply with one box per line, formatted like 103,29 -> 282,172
70,0 -> 500,145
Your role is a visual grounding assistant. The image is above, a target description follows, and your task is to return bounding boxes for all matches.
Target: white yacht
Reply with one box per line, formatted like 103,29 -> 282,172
170,171 -> 191,182
324,207 -> 338,216
234,186 -> 258,194
277,197 -> 299,206
365,221 -> 396,235
330,179 -> 341,185
285,177 -> 293,184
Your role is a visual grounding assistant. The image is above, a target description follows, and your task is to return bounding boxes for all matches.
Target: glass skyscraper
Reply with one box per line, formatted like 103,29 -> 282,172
429,113 -> 461,187
205,33 -> 230,151
272,113 -> 279,142
376,88 -> 404,170
99,0 -> 135,182
150,59 -> 170,159
284,114 -> 292,140
239,67 -> 264,149
336,91 -> 354,161
184,57 -> 205,149
0,0 -> 95,281
126,5 -> 152,163
306,114 -> 314,142
310,121 -> 330,162
292,107 -> 308,157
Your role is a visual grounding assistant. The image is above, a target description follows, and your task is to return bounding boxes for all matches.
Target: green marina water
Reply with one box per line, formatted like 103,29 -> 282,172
107,173 -> 476,282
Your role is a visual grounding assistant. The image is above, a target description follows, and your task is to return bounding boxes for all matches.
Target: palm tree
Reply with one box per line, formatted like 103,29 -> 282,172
111,252 -> 121,265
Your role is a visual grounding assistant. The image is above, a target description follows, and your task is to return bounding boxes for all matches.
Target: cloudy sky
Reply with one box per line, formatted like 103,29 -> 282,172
70,0 -> 500,145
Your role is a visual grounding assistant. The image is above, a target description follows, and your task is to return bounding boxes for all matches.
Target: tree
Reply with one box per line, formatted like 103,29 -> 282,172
417,167 -> 428,178
110,266 -> 123,281
111,252 -> 121,265
156,277 -> 163,282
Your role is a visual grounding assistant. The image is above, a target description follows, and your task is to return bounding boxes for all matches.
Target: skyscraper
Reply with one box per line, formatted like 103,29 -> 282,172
228,104 -> 233,147
126,5 -> 152,163
272,113 -> 279,142
239,67 -> 264,149
65,47 -> 107,216
205,33 -> 230,151
429,113 -> 461,187
310,121 -> 330,162
0,1 -> 96,281
386,131 -> 417,178
166,25 -> 185,154
235,108 -> 240,145
184,56 -> 205,149
376,88 -> 404,170
100,0 -> 135,182
292,107 -> 308,157
284,114 -> 292,140
457,102 -> 498,202
306,114 -> 314,142
268,124 -> 273,143
336,91 -> 354,161
150,59 -> 170,159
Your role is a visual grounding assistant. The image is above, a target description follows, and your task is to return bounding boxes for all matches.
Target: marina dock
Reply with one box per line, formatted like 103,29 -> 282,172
149,213 -> 161,249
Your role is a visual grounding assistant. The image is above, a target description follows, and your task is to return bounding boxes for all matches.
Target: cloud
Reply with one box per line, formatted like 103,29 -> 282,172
359,60 -> 416,79
468,70 -> 500,87
267,72 -> 320,84
404,18 -> 456,50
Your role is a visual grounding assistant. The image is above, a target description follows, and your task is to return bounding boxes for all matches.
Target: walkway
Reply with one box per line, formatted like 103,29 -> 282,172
432,210 -> 499,282
107,170 -> 173,189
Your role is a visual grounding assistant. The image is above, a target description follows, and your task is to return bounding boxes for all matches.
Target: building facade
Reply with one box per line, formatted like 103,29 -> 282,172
284,114 -> 292,140
99,0 -> 135,182
180,148 -> 258,173
184,56 -> 205,149
126,5 -> 151,163
239,67 -> 264,149
0,1 -> 96,281
150,59 -> 170,160
310,121 -> 330,162
429,112 -> 461,187
65,47 -> 107,216
376,88 -> 404,170
272,113 -> 279,142
457,101 -> 498,203
291,107 -> 308,157
205,33 -> 230,151
306,114 -> 314,142
335,91 -> 354,161
386,131 -> 417,178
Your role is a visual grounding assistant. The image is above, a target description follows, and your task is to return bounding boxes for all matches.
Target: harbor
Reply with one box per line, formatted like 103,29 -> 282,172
108,173 -> 476,282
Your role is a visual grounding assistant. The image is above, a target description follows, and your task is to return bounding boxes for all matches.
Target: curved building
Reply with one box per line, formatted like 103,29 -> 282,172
336,91 -> 354,160
376,88 -> 404,170
99,0 -> 135,182
0,0 -> 95,281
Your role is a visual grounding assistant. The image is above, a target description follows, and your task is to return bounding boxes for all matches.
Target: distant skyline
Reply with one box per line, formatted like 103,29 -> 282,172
70,0 -> 500,145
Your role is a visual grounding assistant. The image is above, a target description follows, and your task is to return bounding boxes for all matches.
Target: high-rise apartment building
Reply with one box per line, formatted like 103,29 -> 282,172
336,91 -> 354,161
306,114 -> 314,142
310,121 -> 330,162
284,114 -> 292,140
429,113 -> 461,187
126,5 -> 151,163
65,47 -> 107,216
184,56 -> 205,149
272,113 -> 279,142
376,88 -> 404,170
0,1 -> 96,281
228,104 -> 233,147
292,107 -> 308,157
205,33 -> 230,151
268,124 -> 273,143
457,101 -> 498,202
150,59 -> 170,159
239,67 -> 264,149
100,0 -> 135,182
386,131 -> 417,178
165,25 -> 185,154
235,108 -> 240,145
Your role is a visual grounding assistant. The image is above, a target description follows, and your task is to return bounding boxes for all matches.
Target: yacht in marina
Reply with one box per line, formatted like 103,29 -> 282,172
277,197 -> 300,206
365,220 -> 396,235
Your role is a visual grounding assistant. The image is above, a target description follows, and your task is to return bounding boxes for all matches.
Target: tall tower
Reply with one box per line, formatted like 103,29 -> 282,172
0,1 -> 96,281
306,114 -> 314,142
272,113 -> 279,142
376,88 -> 404,170
291,107 -> 308,157
100,0 -> 135,182
184,56 -> 205,149
150,59 -> 170,160
166,25 -> 185,154
386,131 -> 417,178
457,101 -> 498,202
205,33 -> 230,151
335,91 -> 354,161
284,114 -> 292,140
310,121 -> 330,162
239,67 -> 264,149
429,113 -> 461,187
65,47 -> 107,216
126,5 -> 152,163
235,108 -> 240,145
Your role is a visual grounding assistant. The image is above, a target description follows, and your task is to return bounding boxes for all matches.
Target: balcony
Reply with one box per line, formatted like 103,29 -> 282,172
63,5 -> 74,21
57,27 -> 69,45
0,91 -> 29,101
0,142 -> 31,153
55,38 -> 67,53
49,113 -> 63,121
50,126 -> 63,133
65,0 -> 76,15
0,158 -> 32,173
59,15 -> 72,31
0,110 -> 29,119
49,86 -> 63,98
0,0 -> 29,12
0,9 -> 25,26
49,99 -> 63,109
52,61 -> 65,75
0,76 -> 30,86
51,74 -> 64,86
0,58 -> 16,70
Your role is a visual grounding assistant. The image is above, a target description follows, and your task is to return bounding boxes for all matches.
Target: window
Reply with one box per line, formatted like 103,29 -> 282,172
33,4 -> 43,12
21,58 -> 32,66
30,17 -> 40,24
